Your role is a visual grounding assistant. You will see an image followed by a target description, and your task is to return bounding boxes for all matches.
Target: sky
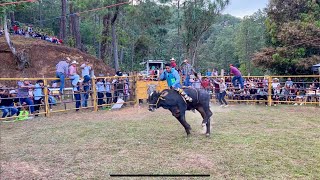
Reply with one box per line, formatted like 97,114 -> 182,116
222,0 -> 269,18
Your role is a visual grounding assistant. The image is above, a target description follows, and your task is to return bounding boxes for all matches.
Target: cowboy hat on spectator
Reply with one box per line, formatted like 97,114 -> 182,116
71,60 -> 79,64
170,58 -> 175,61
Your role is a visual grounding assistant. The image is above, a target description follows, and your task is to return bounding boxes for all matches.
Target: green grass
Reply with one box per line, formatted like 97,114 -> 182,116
1,105 -> 319,179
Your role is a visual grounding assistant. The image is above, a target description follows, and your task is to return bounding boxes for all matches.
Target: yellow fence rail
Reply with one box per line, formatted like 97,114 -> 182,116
0,75 -> 319,120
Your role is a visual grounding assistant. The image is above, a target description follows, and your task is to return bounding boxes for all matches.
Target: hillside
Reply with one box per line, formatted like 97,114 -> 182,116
0,36 -> 114,79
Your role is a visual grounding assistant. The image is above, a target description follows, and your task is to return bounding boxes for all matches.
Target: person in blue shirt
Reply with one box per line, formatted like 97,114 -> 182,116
160,63 -> 193,102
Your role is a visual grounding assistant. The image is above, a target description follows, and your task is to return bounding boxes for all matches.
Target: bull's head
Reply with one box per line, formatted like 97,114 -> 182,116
148,91 -> 161,112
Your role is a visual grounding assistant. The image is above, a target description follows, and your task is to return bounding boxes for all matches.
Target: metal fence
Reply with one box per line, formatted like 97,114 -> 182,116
0,75 -> 319,121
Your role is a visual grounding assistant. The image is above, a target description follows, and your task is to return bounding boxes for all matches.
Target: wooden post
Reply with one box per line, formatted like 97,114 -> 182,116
92,78 -> 98,111
43,79 -> 50,117
134,73 -> 139,107
268,76 -> 272,106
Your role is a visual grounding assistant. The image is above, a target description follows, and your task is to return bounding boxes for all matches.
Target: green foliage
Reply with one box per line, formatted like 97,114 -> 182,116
253,0 -> 320,75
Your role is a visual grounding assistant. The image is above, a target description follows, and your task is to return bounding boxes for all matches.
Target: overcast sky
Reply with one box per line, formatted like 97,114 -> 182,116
222,0 -> 269,18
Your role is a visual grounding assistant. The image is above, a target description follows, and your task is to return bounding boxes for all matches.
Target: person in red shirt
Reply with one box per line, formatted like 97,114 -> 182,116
13,25 -> 19,34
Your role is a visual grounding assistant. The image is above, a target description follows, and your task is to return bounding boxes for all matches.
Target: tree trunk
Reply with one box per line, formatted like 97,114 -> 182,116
4,15 -> 16,56
74,14 -> 82,50
70,3 -> 82,51
101,13 -> 112,62
112,22 -> 119,71
4,14 -> 30,70
119,47 -> 124,64
9,11 -> 15,26
131,42 -> 135,71
59,0 -> 67,41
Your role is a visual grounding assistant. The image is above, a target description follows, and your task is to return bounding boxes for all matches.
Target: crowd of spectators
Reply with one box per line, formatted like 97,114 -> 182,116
9,23 -> 63,44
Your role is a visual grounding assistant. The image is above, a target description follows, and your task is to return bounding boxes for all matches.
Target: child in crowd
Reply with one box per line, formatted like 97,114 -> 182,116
17,103 -> 29,121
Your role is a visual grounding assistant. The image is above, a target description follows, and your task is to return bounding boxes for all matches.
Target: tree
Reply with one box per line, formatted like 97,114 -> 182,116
235,10 -> 267,75
182,0 -> 230,66
252,0 -> 320,75
59,0 -> 67,41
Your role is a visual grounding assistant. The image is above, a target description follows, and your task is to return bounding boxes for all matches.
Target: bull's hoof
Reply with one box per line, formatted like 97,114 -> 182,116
187,133 -> 191,137
201,123 -> 206,127
205,133 -> 210,137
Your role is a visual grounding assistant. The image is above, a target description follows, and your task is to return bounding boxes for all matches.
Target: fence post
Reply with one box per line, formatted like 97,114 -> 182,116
134,73 -> 139,107
43,79 -> 50,117
92,78 -> 98,112
268,76 -> 272,106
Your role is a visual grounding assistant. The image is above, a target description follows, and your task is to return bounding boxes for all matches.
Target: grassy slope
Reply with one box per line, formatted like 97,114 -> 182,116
0,105 -> 319,179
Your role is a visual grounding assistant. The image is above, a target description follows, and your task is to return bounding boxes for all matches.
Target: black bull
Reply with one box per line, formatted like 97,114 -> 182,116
148,88 -> 213,136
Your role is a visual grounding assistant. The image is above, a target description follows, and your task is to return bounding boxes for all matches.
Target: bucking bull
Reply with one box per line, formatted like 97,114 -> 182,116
148,88 -> 213,136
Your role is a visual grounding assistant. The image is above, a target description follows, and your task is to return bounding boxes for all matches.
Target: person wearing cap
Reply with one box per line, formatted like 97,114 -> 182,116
229,64 -> 244,91
160,63 -> 193,102
69,60 -> 80,91
170,58 -> 177,68
0,89 -> 19,118
53,57 -> 71,95
182,59 -> 195,87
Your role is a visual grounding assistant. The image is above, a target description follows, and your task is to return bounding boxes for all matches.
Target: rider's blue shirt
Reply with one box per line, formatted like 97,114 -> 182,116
160,68 -> 181,88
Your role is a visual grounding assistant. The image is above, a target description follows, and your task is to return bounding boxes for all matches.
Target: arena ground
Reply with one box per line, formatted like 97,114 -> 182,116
0,105 -> 319,179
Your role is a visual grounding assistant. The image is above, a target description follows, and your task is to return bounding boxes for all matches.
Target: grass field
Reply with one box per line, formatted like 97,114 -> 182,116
1,105 -> 319,179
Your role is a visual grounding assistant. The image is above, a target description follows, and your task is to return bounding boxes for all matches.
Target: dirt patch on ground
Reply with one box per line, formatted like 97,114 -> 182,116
0,36 -> 114,80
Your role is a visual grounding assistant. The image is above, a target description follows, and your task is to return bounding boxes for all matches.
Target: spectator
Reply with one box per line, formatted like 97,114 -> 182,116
105,78 -> 112,105
182,59 -> 195,87
217,78 -> 228,107
285,78 -> 293,88
256,87 -> 268,106
80,60 -> 92,107
33,80 -> 44,117
96,78 -> 106,107
229,64 -> 244,91
17,80 -> 35,116
0,89 -> 19,118
272,78 -> 280,89
52,57 -> 71,95
170,58 -> 177,69
74,80 -> 82,111
69,60 -> 80,91
17,104 -> 30,121
190,75 -> 201,89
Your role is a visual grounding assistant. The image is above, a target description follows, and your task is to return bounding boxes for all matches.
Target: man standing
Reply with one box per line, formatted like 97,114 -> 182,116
229,64 -> 244,91
160,63 -> 192,102
182,59 -> 195,87
80,60 -> 92,107
53,57 -> 71,95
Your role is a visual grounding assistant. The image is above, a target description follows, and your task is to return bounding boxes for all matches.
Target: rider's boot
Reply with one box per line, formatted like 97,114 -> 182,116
176,88 -> 193,102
